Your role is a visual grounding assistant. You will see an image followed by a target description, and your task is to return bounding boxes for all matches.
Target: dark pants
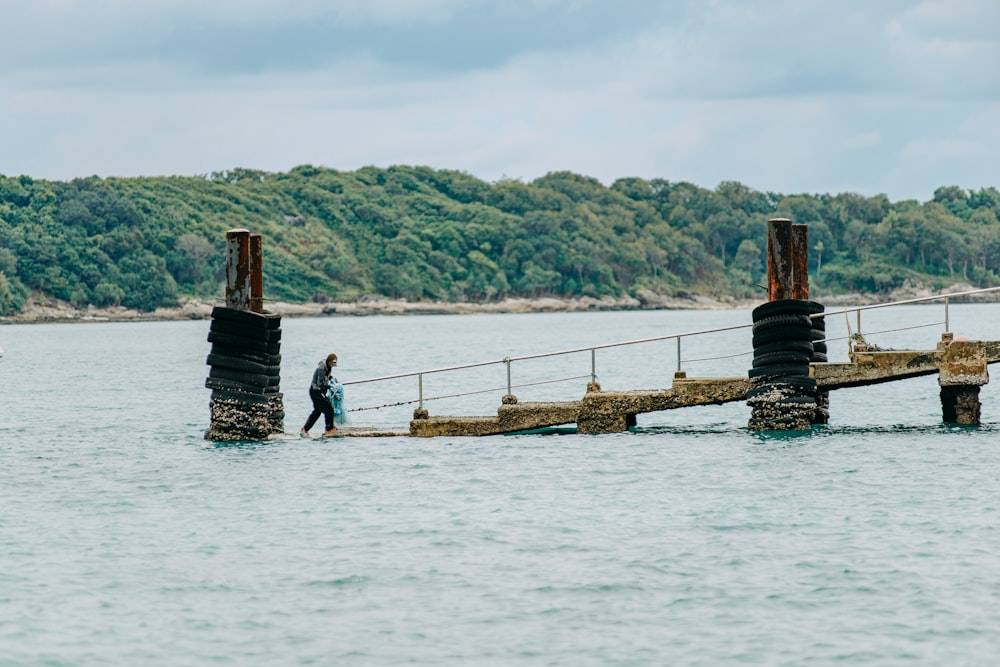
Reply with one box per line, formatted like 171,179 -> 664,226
303,388 -> 334,432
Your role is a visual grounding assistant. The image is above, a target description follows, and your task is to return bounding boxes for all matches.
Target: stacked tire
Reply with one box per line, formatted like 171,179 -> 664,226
747,299 -> 823,431
204,306 -> 284,441
809,303 -> 829,424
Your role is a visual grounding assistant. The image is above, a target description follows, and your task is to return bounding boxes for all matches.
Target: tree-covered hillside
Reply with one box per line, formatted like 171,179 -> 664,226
0,165 -> 997,315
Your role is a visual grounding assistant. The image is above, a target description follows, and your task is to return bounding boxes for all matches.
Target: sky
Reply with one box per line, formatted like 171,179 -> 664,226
1,0 -> 998,202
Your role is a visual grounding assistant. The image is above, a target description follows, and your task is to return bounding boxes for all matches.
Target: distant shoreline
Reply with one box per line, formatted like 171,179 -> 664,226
1,293 -> 738,324
0,284 -> 988,325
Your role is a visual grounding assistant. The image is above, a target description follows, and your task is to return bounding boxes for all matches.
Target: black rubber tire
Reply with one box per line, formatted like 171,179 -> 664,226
206,377 -> 266,394
748,363 -> 811,379
752,313 -> 813,335
210,318 -> 282,342
770,395 -> 819,405
209,366 -> 269,387
812,342 -> 828,354
264,385 -> 281,394
752,299 -> 813,323
752,327 -> 815,348
210,389 -> 271,405
752,340 -> 814,357
209,343 -> 280,366
752,351 -> 813,368
750,374 -> 817,390
747,384 -> 815,400
747,391 -> 817,406
748,418 -> 815,431
810,329 -> 827,341
810,317 -> 826,331
206,353 -> 268,375
267,375 -> 280,387
207,330 -> 281,354
269,410 -> 285,420
211,306 -> 281,329
810,352 -> 829,363
263,364 -> 281,377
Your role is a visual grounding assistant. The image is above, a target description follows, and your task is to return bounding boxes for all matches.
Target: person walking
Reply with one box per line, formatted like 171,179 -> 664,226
299,353 -> 339,437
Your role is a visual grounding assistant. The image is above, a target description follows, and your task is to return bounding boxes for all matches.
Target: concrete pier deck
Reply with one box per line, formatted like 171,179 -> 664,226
409,338 -> 1000,436
410,376 -> 750,437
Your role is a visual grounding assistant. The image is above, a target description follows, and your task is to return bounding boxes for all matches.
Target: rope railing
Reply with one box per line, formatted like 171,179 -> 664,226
343,321 -> 752,387
682,348 -> 756,364
818,320 -> 947,346
343,285 -> 1000,411
812,285 -> 1000,335
350,374 -> 592,413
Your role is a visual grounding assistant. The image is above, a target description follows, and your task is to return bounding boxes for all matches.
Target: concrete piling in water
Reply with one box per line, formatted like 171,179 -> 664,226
937,334 -> 987,425
748,218 -> 824,431
205,229 -> 284,441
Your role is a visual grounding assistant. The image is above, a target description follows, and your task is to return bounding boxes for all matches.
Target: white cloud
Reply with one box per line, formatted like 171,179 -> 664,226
1,0 -> 998,201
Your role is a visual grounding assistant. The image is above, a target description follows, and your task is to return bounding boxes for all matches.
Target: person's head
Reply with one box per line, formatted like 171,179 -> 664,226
326,353 -> 338,369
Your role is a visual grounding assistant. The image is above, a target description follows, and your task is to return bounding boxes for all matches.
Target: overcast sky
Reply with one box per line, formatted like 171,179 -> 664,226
2,0 -> 998,202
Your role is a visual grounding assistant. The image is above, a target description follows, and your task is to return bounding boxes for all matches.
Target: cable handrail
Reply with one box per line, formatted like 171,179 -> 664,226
343,285 -> 1000,408
812,285 -> 1000,320
344,321 -> 751,386
350,374 -> 592,413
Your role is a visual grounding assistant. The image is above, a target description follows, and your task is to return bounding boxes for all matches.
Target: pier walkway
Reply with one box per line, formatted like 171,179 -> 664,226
341,287 -> 1000,436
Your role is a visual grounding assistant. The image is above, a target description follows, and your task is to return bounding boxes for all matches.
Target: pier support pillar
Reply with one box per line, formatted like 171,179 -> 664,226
206,229 -> 283,441
940,386 -> 981,425
577,385 -> 631,434
748,219 -> 819,431
937,336 -> 988,426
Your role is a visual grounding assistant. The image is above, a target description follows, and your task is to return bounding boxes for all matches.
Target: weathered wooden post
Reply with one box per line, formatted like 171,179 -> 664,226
205,229 -> 284,441
747,218 -> 820,431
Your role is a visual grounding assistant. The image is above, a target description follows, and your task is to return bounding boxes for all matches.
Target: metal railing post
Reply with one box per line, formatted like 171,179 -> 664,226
343,285 -> 1000,409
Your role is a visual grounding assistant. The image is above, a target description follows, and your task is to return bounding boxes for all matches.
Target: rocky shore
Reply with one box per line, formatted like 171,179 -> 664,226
1,282 -> 991,325
0,291 -> 742,324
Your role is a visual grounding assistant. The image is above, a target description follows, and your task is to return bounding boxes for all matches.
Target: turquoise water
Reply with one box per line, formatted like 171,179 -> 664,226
2,306 -> 1000,665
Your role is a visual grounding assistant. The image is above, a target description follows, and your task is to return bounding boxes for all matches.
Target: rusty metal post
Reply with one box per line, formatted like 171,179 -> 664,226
766,218 -> 793,301
249,233 -> 264,314
791,224 -> 809,300
225,229 -> 251,311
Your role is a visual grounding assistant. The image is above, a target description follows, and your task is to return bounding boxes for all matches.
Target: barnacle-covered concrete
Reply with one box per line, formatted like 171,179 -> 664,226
409,377 -> 750,437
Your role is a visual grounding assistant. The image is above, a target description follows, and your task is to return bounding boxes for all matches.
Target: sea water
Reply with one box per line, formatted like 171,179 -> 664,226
2,305 -> 1000,666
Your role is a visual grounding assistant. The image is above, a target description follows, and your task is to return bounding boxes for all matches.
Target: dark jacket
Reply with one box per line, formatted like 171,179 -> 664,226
310,360 -> 331,394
